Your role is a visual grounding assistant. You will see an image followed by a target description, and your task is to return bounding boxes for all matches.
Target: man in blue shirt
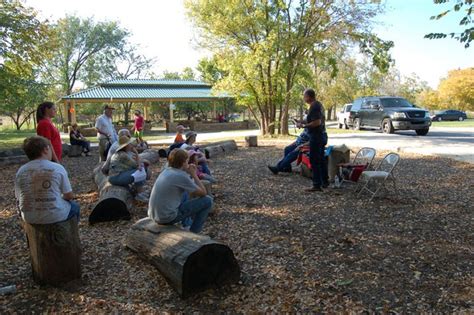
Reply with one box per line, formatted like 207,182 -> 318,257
268,129 -> 309,174
299,89 -> 329,191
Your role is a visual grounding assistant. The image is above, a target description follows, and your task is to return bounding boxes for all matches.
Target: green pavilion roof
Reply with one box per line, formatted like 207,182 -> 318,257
62,79 -> 221,103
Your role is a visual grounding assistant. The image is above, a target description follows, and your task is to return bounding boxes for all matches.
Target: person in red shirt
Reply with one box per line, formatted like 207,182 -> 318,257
133,110 -> 145,144
36,102 -> 62,162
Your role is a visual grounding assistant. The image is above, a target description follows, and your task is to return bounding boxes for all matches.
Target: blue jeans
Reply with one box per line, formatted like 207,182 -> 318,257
200,162 -> 211,175
276,142 -> 299,172
109,169 -> 145,188
168,195 -> 213,233
66,200 -> 80,222
309,133 -> 329,187
71,139 -> 90,153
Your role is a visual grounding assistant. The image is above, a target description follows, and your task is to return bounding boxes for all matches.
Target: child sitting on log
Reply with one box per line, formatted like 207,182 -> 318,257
188,150 -> 216,183
148,149 -> 213,233
109,136 -> 148,202
15,136 -> 80,224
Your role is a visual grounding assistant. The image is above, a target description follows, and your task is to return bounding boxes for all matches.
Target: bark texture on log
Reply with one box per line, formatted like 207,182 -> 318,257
23,217 -> 81,286
124,218 -> 240,298
245,136 -> 258,147
89,163 -> 132,224
203,140 -> 238,159
68,145 -> 83,157
139,149 -> 160,164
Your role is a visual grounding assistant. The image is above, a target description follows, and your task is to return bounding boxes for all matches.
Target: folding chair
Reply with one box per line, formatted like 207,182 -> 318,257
338,147 -> 376,185
356,152 -> 400,202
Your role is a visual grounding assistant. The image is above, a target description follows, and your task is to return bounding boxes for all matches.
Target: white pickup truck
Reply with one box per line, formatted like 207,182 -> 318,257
337,103 -> 352,129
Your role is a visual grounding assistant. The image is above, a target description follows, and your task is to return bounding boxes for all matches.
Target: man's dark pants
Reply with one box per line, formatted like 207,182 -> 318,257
309,132 -> 329,187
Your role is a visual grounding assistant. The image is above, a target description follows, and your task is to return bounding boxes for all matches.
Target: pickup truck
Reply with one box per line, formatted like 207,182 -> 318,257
337,103 -> 352,129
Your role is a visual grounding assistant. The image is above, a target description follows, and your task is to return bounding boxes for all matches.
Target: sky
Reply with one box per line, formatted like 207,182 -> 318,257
26,0 -> 473,88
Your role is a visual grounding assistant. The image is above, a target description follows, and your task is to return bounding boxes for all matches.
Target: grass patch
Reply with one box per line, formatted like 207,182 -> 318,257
431,120 -> 474,127
0,129 -> 36,150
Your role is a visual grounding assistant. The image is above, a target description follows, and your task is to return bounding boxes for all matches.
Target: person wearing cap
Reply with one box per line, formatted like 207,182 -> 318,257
95,105 -> 118,161
180,131 -> 212,175
148,148 -> 212,233
133,110 -> 145,144
109,135 -> 148,202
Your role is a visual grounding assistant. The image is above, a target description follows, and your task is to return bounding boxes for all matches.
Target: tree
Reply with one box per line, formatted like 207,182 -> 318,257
425,0 -> 474,48
437,67 -> 474,110
416,89 -> 441,109
186,0 -> 392,135
46,15 -> 129,96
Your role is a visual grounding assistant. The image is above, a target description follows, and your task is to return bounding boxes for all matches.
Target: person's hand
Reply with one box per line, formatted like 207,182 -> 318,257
187,164 -> 197,176
296,122 -> 303,128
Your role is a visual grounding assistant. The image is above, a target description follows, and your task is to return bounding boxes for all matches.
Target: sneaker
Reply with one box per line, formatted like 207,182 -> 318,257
305,186 -> 323,192
267,165 -> 279,175
135,192 -> 149,202
322,183 -> 329,188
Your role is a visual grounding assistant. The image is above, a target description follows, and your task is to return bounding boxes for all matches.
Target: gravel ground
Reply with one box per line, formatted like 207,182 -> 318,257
1,143 -> 473,313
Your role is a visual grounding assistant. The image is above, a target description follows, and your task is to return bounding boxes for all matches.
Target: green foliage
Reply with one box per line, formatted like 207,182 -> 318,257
425,0 -> 474,48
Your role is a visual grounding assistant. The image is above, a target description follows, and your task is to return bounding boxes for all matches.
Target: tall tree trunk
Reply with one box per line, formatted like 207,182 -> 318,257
123,102 -> 133,125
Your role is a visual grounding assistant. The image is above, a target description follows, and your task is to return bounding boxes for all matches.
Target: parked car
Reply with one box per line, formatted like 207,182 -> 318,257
348,96 -> 431,136
336,103 -> 352,129
430,110 -> 467,121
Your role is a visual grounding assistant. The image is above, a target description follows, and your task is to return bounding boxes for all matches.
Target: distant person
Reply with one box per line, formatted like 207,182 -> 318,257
268,129 -> 309,174
148,149 -> 212,233
69,123 -> 91,156
15,136 -> 80,224
181,131 -> 211,175
36,102 -> 61,162
174,125 -> 186,144
218,113 -> 225,123
299,89 -> 329,191
95,105 -> 118,162
133,110 -> 145,144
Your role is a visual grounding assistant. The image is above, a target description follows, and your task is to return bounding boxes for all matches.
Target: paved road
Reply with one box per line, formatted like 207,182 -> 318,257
327,127 -> 474,164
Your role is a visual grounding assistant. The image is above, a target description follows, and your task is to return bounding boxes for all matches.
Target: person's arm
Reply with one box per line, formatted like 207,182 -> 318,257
70,131 -> 80,141
187,164 -> 207,197
63,191 -> 74,200
60,167 -> 73,200
95,118 -> 110,138
303,119 -> 321,129
131,148 -> 141,169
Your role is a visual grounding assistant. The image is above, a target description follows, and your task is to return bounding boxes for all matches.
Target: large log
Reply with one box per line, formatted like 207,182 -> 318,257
23,217 -> 81,286
89,150 -> 160,224
89,163 -> 133,224
203,140 -> 238,159
124,218 -> 240,298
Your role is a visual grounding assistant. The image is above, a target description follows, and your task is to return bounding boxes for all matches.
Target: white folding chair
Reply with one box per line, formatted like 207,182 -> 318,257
339,147 -> 377,185
356,152 -> 400,202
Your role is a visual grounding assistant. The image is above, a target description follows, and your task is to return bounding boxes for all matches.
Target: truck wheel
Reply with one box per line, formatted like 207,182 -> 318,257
344,119 -> 349,129
382,119 -> 394,134
437,117 -> 442,122
459,116 -> 464,121
416,128 -> 429,136
353,118 -> 361,130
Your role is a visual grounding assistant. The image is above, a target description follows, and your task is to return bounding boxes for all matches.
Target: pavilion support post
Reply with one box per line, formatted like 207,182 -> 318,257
144,102 -> 150,121
70,101 -> 77,124
213,103 -> 217,120
169,100 -> 174,123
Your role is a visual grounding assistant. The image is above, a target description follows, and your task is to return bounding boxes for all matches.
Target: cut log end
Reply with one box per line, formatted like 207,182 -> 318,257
183,243 -> 240,297
89,198 -> 131,224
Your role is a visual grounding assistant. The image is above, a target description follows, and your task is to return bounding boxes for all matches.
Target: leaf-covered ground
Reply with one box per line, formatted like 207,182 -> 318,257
1,143 -> 473,313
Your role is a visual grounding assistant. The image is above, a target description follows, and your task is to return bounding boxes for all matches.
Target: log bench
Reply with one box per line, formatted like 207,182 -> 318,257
202,140 -> 238,159
124,218 -> 240,298
23,217 -> 81,286
89,149 -> 160,224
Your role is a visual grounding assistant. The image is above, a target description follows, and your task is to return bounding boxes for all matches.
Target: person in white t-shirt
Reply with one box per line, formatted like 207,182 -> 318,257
95,105 -> 118,162
15,136 -> 80,224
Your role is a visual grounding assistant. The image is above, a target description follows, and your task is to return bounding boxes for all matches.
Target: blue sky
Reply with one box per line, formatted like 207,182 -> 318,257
27,0 -> 473,88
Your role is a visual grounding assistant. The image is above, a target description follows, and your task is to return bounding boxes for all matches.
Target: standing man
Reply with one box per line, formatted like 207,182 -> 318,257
95,105 -> 118,161
299,89 -> 329,192
133,109 -> 144,144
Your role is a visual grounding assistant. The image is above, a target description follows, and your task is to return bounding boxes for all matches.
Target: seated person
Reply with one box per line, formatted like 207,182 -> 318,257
15,136 -> 80,224
135,139 -> 149,153
102,129 -> 133,174
109,136 -> 148,202
148,149 -> 213,234
268,129 -> 309,174
188,150 -> 216,183
181,131 -> 211,175
69,123 -> 91,156
174,125 -> 186,143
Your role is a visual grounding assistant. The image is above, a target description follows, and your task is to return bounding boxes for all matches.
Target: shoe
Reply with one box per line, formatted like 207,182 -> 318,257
135,192 -> 149,202
267,165 -> 279,175
305,186 -> 323,192
281,167 -> 292,173
322,183 -> 329,188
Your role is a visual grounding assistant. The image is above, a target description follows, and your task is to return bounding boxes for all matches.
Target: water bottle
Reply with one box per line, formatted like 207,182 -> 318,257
334,175 -> 341,188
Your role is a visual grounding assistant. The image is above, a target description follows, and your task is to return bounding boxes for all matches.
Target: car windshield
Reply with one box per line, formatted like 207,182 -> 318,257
346,105 -> 352,111
380,98 -> 414,108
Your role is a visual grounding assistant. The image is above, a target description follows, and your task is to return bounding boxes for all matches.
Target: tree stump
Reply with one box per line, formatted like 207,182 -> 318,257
68,145 -> 83,157
245,136 -> 258,147
203,140 -> 238,159
23,217 -> 81,286
203,145 -> 224,159
124,218 -> 240,298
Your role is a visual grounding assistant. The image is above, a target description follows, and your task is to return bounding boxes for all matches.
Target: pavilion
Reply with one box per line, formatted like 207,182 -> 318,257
61,79 -> 225,124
